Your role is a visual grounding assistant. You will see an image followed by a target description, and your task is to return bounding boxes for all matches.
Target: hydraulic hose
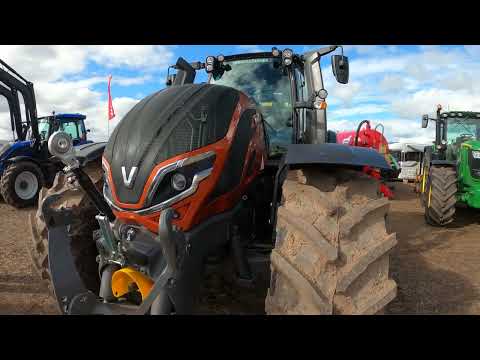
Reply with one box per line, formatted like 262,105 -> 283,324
354,120 -> 371,146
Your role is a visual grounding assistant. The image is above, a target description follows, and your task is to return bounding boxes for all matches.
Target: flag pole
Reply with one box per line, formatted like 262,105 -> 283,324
107,74 -> 115,139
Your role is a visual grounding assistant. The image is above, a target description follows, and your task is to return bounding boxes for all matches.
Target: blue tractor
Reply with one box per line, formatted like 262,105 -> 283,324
0,59 -> 105,208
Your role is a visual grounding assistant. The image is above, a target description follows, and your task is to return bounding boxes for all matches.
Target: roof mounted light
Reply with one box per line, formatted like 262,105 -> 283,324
272,47 -> 280,57
458,112 -> 463,117
317,89 -> 328,100
442,113 -> 448,118
282,48 -> 293,66
206,56 -> 215,65
450,112 -> 457,117
217,54 -> 225,62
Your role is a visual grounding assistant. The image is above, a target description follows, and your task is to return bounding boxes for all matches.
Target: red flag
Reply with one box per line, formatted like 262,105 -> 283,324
107,75 -> 116,121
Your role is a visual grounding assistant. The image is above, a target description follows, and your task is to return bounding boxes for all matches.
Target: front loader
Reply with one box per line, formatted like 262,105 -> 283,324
420,105 -> 480,226
31,46 -> 397,315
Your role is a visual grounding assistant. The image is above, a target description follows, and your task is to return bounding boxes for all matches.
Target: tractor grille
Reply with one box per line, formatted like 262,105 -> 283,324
468,149 -> 480,178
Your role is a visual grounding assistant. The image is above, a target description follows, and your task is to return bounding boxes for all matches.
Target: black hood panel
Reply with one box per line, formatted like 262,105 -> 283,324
104,84 -> 240,204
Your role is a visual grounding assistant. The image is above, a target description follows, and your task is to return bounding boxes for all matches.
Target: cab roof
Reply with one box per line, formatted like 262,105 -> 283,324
38,113 -> 86,120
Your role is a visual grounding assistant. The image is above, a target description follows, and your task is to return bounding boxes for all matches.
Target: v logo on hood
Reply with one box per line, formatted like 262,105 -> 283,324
121,166 -> 138,189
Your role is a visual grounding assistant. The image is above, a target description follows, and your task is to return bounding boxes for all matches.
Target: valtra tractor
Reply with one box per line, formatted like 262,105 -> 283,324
30,46 -> 397,315
0,59 -> 105,208
420,105 -> 480,226
336,120 -> 399,199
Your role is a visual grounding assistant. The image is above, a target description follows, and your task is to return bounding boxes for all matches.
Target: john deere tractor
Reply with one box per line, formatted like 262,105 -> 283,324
30,46 -> 397,315
420,105 -> 480,226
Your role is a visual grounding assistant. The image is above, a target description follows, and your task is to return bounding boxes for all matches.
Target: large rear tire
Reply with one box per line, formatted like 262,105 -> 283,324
265,168 -> 397,315
27,161 -> 103,293
0,162 -> 44,208
424,166 -> 457,226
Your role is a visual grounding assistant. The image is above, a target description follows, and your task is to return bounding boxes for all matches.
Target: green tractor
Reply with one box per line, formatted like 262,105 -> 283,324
420,105 -> 480,226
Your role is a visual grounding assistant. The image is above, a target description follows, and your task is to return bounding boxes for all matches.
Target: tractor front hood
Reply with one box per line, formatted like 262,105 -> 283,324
0,140 -> 10,155
103,83 -> 240,205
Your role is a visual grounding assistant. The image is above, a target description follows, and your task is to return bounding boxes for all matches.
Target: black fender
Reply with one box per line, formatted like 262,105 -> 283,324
3,155 -> 44,168
74,142 -> 106,166
285,143 -> 391,170
431,160 -> 456,167
269,143 -> 391,239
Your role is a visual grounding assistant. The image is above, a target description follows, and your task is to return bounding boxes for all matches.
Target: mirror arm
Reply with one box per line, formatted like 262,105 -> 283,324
304,45 -> 338,58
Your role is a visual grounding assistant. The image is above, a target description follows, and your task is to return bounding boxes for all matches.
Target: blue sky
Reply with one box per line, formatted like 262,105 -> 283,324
1,45 -> 480,144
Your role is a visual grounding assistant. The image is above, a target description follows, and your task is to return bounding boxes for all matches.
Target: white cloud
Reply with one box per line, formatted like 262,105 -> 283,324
86,45 -> 174,70
0,45 -> 173,82
380,75 -> 407,93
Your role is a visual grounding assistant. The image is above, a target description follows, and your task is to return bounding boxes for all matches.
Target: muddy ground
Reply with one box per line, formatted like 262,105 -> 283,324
1,182 -> 480,315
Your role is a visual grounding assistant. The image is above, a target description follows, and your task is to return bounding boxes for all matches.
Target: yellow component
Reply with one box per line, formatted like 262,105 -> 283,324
319,101 -> 327,110
462,143 -> 473,149
261,102 -> 273,107
111,267 -> 154,300
421,170 -> 427,193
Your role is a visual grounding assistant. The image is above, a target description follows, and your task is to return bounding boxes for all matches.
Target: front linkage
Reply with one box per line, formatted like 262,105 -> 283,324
44,132 -> 182,314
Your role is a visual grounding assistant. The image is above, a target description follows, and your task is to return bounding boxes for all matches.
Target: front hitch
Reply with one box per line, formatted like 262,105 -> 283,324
45,195 -> 178,315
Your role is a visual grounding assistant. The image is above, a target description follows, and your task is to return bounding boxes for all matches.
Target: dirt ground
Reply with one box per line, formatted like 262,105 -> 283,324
2,182 -> 480,315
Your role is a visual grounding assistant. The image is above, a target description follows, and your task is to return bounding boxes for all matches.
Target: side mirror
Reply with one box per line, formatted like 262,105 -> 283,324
332,55 -> 349,84
421,115 -> 429,128
86,129 -> 91,133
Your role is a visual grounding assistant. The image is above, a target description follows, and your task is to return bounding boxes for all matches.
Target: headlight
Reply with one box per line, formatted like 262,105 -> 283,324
282,48 -> 293,66
206,56 -> 215,65
441,139 -> 447,145
317,89 -> 328,100
171,173 -> 187,191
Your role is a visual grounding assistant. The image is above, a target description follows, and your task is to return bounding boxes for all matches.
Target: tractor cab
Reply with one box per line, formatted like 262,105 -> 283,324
36,113 -> 91,146
166,47 -> 350,157
207,53 -> 295,155
443,112 -> 480,161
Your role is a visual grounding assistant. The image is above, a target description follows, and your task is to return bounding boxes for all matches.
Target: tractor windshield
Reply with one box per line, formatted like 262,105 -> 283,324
37,118 -> 50,141
209,57 -> 292,153
446,116 -> 480,145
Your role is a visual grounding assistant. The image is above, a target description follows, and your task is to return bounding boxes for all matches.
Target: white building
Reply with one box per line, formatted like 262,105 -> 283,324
390,142 -> 432,181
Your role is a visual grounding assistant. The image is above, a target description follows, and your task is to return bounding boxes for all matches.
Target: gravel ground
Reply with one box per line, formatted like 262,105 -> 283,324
1,182 -> 480,314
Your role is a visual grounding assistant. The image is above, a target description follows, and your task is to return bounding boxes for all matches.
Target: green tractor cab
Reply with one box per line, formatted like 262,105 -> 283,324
420,106 -> 480,225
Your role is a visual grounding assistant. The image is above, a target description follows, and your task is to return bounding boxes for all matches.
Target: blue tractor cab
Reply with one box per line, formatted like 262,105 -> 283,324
37,113 -> 92,146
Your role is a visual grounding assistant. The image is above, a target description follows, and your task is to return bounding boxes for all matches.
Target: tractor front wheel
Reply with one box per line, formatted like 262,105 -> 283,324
0,162 -> 44,208
265,167 -> 397,315
424,166 -> 457,226
27,161 -> 103,293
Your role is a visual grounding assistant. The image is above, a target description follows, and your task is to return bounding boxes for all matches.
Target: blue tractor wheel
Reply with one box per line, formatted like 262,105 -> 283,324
0,161 -> 45,208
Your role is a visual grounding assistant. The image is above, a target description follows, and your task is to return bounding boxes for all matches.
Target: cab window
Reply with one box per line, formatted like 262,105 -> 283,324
60,121 -> 80,139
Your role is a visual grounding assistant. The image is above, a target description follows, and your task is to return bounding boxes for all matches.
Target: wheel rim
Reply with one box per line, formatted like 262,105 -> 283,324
14,171 -> 39,200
